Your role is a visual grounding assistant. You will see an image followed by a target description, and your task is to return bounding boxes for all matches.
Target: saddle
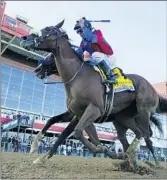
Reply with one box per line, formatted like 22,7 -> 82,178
93,66 -> 135,93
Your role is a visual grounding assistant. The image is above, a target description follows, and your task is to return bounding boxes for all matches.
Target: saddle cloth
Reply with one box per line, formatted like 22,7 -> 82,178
93,66 -> 135,93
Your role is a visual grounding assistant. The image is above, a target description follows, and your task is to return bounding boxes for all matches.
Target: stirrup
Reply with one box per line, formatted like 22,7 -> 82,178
105,74 -> 118,83
103,78 -> 117,84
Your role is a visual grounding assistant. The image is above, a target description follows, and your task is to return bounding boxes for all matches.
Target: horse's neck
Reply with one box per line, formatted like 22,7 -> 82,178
54,38 -> 82,83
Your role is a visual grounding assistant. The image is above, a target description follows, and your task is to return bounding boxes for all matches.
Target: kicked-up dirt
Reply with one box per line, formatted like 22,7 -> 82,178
1,152 -> 167,179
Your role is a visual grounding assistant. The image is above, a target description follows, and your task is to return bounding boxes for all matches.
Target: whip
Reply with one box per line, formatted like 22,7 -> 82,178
88,20 -> 111,23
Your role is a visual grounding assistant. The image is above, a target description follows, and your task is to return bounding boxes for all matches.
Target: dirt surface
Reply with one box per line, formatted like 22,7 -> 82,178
1,152 -> 167,179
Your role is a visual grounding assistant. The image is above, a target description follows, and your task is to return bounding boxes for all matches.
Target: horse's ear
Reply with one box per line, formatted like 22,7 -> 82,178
55,19 -> 65,29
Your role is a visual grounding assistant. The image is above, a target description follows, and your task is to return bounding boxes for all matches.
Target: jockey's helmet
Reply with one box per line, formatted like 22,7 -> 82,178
74,17 -> 92,34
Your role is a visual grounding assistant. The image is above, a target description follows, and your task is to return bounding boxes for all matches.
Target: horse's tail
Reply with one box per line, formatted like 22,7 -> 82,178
157,96 -> 167,113
150,113 -> 164,137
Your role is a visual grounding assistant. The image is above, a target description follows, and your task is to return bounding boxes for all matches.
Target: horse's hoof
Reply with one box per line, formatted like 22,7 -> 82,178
105,151 -> 118,159
117,152 -> 124,159
33,153 -> 50,165
33,158 -> 43,165
124,153 -> 137,171
129,161 -> 137,171
96,145 -> 106,153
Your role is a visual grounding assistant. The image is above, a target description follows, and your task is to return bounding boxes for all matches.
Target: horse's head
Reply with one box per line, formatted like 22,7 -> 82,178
20,19 -> 68,52
20,20 -> 67,79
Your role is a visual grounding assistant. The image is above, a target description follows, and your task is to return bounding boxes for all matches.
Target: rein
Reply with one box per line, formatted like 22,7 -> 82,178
44,61 -> 84,85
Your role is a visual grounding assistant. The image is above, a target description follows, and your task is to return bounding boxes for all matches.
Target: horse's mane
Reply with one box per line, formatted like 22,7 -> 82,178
72,49 -> 84,62
68,41 -> 84,62
59,27 -> 84,62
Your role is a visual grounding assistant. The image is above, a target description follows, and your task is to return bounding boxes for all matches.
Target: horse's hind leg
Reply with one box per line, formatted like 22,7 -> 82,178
113,121 -> 129,153
30,111 -> 74,153
137,107 -> 151,138
124,121 -> 143,170
144,138 -> 159,166
144,126 -> 159,166
85,123 -> 117,158
126,103 -> 155,170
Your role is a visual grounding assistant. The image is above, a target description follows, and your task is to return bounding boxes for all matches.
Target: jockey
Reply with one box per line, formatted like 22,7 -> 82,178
74,17 -> 118,84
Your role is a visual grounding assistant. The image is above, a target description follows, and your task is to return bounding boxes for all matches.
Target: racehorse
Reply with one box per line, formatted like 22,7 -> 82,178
20,20 -> 167,170
30,54 -> 163,167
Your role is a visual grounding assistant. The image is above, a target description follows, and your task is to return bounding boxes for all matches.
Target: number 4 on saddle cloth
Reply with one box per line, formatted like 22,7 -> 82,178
88,62 -> 135,93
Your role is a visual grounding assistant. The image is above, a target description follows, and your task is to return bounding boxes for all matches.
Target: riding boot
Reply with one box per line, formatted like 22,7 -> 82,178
98,60 -> 117,84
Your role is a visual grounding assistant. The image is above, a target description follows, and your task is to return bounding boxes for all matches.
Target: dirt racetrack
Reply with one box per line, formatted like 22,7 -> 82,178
1,152 -> 167,179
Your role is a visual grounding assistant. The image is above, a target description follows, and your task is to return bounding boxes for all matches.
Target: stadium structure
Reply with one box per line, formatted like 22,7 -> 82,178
1,1 -> 167,154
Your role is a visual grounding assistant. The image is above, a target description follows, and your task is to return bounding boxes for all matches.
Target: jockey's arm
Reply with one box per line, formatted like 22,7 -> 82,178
82,28 -> 103,43
71,43 -> 85,56
76,48 -> 84,56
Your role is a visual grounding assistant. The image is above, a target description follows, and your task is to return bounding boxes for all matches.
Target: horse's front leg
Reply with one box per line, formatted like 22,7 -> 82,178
30,111 -> 74,154
74,103 -> 105,154
85,123 -> 118,158
33,115 -> 78,165
85,123 -> 101,146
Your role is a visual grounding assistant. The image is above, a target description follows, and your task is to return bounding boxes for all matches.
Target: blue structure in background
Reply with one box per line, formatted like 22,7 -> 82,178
1,64 -> 67,116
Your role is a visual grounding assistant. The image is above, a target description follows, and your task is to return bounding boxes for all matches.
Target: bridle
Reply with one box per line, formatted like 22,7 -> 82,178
34,26 -> 66,48
34,26 -> 85,85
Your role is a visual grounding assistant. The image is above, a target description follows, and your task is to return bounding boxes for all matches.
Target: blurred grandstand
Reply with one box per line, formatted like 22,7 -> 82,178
1,1 -> 167,159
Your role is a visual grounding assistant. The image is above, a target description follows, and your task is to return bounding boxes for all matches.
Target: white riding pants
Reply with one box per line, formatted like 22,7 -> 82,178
91,52 -> 117,69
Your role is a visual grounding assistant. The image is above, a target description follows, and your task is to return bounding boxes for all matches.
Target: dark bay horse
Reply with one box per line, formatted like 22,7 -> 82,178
20,20 -> 167,169
30,58 -> 163,166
